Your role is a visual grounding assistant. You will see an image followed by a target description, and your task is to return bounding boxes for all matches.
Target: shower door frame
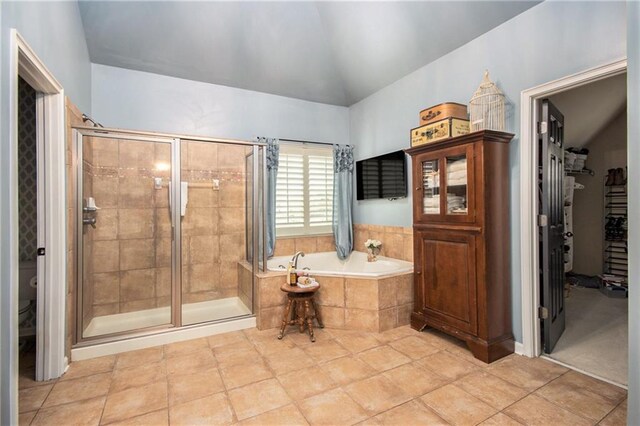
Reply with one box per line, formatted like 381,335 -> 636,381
74,128 -> 182,344
73,127 -> 266,347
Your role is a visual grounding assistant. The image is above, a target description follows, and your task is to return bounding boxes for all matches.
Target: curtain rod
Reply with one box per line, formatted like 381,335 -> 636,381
279,138 -> 351,148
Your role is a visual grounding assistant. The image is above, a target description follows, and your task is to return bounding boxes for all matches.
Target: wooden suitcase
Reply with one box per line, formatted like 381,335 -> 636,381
410,118 -> 470,147
419,102 -> 468,126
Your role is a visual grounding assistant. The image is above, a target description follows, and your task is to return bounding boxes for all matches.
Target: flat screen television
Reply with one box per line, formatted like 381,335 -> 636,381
356,150 -> 407,200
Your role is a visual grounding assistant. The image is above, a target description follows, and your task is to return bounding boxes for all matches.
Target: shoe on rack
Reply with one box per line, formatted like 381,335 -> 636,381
605,169 -> 616,186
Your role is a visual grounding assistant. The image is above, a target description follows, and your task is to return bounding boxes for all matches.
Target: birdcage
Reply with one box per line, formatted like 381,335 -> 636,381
469,70 -> 505,132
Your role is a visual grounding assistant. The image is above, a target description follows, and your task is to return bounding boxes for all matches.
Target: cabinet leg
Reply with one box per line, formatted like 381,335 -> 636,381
278,298 -> 294,339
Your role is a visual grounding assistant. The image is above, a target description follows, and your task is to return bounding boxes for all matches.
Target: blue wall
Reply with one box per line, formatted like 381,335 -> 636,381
348,1 -> 627,342
91,64 -> 350,144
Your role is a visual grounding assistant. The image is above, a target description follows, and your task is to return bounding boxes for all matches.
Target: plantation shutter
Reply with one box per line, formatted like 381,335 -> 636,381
276,145 -> 333,236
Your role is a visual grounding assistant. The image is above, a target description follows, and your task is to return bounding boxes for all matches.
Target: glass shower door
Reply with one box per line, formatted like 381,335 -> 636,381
78,132 -> 177,339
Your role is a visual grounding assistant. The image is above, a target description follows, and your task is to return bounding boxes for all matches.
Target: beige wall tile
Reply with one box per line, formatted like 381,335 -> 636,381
118,177 -> 154,208
219,266 -> 239,291
219,207 -> 245,234
345,309 -> 379,332
120,298 -> 158,313
92,176 -> 119,208
93,303 -> 119,317
219,181 -> 245,207
273,238 -> 295,257
315,276 -> 344,307
397,274 -> 414,305
295,237 -> 317,254
318,306 -> 345,328
156,238 -> 172,268
119,140 -> 154,170
118,208 -> 155,239
316,235 -> 335,252
188,187 -> 218,208
188,263 -> 219,292
92,137 -> 119,168
403,234 -> 414,262
94,208 -> 118,241
378,277 -> 396,309
93,272 -> 120,304
258,305 -> 286,330
187,141 -> 218,171
217,145 -> 247,172
382,232 -> 404,260
345,279 -> 379,310
92,240 -> 119,273
398,303 -> 413,326
219,233 -> 244,261
155,208 -> 172,236
120,239 -> 155,270
189,235 -> 217,264
183,207 -> 217,236
259,277 -> 286,308
120,269 -> 156,302
156,267 -> 172,298
379,308 -> 397,332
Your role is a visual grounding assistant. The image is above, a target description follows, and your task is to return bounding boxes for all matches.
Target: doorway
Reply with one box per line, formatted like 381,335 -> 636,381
519,60 -> 626,384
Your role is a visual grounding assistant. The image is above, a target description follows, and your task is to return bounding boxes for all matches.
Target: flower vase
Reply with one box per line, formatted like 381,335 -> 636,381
367,247 -> 379,262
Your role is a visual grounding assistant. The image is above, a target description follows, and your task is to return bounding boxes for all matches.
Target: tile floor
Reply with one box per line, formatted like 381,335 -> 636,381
19,326 -> 627,425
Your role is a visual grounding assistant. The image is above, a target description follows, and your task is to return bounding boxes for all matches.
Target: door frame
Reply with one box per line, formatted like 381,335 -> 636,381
519,58 -> 627,357
6,29 -> 67,395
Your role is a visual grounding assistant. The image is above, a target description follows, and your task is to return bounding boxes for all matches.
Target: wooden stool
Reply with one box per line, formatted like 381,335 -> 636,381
277,283 -> 324,342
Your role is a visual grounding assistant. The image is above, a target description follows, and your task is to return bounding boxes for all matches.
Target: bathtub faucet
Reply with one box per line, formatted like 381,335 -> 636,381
291,251 -> 305,269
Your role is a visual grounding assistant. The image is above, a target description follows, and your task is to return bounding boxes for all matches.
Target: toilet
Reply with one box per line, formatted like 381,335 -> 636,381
18,261 -> 37,337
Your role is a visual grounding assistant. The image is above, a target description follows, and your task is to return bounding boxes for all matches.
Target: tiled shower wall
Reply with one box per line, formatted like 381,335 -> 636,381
86,137 -> 173,319
180,141 -> 249,304
18,77 -> 37,262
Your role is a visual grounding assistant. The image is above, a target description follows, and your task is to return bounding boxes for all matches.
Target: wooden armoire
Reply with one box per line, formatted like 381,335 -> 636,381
405,130 -> 514,363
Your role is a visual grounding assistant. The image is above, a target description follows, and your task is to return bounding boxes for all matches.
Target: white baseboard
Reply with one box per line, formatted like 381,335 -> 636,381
514,341 -> 525,356
71,317 -> 256,361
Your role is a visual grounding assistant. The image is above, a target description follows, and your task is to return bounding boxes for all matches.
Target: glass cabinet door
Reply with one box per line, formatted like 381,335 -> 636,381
421,159 -> 440,215
445,154 -> 468,215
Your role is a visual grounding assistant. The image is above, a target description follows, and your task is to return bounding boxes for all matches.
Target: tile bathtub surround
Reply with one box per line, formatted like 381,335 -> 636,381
19,326 -> 627,426
273,234 -> 335,257
354,223 -> 414,262
247,261 -> 413,332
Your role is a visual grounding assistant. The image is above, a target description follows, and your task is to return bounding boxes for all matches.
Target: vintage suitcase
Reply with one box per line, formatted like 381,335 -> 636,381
419,102 -> 468,126
410,118 -> 470,147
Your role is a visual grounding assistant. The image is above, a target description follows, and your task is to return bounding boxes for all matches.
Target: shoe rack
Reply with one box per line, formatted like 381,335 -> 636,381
603,171 -> 628,280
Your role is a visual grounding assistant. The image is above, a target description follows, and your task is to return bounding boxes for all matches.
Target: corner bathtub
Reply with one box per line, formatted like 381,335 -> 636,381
267,251 -> 413,278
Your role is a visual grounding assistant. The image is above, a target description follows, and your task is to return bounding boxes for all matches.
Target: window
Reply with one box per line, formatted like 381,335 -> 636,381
276,144 -> 333,236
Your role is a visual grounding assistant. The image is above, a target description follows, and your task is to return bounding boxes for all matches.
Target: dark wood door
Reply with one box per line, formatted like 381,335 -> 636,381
540,99 -> 565,353
415,229 -> 478,334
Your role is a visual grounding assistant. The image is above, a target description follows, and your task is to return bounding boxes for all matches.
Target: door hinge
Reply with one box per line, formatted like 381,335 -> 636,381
538,121 -> 548,135
538,214 -> 548,227
538,306 -> 549,320
37,247 -> 45,256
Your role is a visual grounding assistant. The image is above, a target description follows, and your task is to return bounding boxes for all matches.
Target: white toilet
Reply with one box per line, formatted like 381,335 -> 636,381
18,261 -> 37,337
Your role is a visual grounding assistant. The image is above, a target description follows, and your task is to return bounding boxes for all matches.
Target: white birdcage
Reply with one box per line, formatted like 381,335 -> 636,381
469,70 -> 505,132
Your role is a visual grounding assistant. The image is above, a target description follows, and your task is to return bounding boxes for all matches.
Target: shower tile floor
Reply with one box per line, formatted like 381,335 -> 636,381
19,326 -> 627,425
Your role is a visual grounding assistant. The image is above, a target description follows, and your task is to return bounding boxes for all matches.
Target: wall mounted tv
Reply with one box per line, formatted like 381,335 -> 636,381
356,150 -> 407,200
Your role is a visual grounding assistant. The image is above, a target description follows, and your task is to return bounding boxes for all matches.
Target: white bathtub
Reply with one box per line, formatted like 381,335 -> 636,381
267,251 -> 413,278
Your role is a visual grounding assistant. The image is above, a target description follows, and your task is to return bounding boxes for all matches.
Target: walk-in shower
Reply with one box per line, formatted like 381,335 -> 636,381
74,128 -> 265,344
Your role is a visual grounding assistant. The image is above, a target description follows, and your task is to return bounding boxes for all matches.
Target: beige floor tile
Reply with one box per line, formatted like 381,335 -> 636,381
333,331 -> 382,353
503,394 -> 592,426
599,399 -> 627,426
382,363 -> 449,397
373,400 -> 448,426
263,347 -> 315,375
454,371 -> 529,410
303,339 -> 350,364
215,347 -> 262,369
359,346 -> 411,372
108,409 -> 169,426
277,368 -> 336,401
239,403 -> 309,426
373,325 -> 418,343
421,384 -> 498,426
42,373 -> 111,408
19,410 -> 37,426
60,356 -> 115,381
169,392 -> 234,426
115,347 -> 164,369
165,347 -> 217,376
535,371 -> 626,422
343,375 -> 411,416
19,385 -> 53,413
101,381 -> 168,424
416,351 -> 479,381
282,328 -> 331,347
478,413 -> 523,425
163,337 -> 209,358
220,361 -> 273,389
252,335 -> 297,356
324,356 -> 376,386
168,368 -> 225,405
31,396 -> 105,426
18,369 -> 56,390
299,388 -> 368,426
228,378 -> 292,421
387,336 -> 440,360
486,356 -> 568,392
207,330 -> 249,348
110,361 -> 167,394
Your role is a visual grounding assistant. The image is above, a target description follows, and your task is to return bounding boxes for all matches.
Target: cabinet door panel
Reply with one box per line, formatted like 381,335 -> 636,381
417,230 -> 477,334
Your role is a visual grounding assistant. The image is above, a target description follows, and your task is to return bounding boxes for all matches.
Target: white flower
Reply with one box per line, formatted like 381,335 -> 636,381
364,239 -> 382,249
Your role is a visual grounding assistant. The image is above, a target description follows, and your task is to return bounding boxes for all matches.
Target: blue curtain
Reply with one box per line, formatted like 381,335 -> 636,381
333,144 -> 354,260
260,137 -> 279,258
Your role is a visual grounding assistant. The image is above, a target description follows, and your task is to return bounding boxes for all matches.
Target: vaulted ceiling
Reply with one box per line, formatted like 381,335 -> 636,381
79,1 -> 539,106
